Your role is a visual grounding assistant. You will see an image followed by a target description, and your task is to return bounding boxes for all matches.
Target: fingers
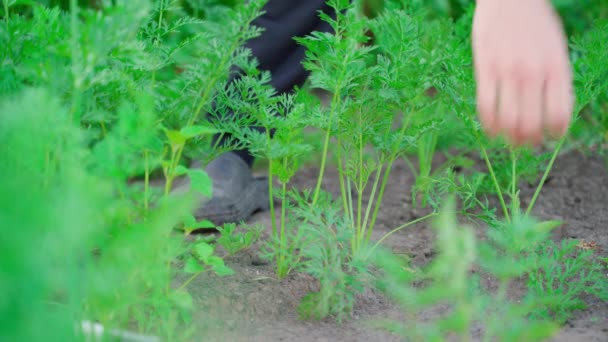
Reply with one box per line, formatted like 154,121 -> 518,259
515,77 -> 544,145
478,68 -> 572,146
496,77 -> 520,143
544,74 -> 573,137
476,68 -> 499,137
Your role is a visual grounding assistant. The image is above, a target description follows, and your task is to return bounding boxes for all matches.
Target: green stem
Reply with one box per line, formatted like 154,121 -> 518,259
370,213 -> 438,254
313,108 -> 336,204
164,146 -> 184,196
365,107 -> 413,243
43,148 -> 51,189
313,78 -> 344,205
525,137 -> 566,217
144,150 -> 150,213
177,272 -> 201,292
402,156 -> 419,179
268,158 -> 277,238
360,166 -> 383,243
151,0 -> 165,89
188,31 -> 249,127
3,0 -> 9,29
480,145 -> 510,223
336,140 -> 355,252
155,0 -> 165,46
510,148 -> 518,217
357,173 -> 363,246
356,108 -> 364,247
278,178 -> 288,278
69,0 -> 82,124
366,158 -> 394,243
346,177 -> 356,251
336,144 -> 350,217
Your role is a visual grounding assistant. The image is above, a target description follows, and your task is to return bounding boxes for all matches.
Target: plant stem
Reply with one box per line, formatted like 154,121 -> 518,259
313,77 -> 344,205
155,0 -> 165,46
346,177 -> 356,251
278,178 -> 288,278
365,108 -> 412,243
370,212 -> 438,254
366,158 -> 394,242
43,148 -> 51,189
525,137 -> 566,217
268,158 -> 277,238
511,148 -> 517,217
360,166 -> 383,242
336,144 -> 350,217
480,145 -> 510,223
177,272 -> 200,292
144,150 -> 150,213
3,0 -> 9,30
356,108 -> 364,247
164,146 -> 184,196
402,156 -> 419,178
69,0 -> 82,124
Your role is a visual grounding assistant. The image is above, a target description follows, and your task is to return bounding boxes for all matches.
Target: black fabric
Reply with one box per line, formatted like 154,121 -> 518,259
215,0 -> 334,167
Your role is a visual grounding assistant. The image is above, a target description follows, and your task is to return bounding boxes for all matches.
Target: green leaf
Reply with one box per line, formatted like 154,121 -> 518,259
183,257 -> 204,274
193,219 -> 215,229
169,290 -> 193,310
534,220 -> 563,233
194,241 -> 214,261
183,214 -> 215,229
206,255 -> 224,267
180,125 -> 219,139
182,216 -> 214,234
213,264 -> 234,277
165,129 -> 186,148
183,214 -> 196,227
207,256 -> 234,276
188,169 -> 213,197
174,165 -> 189,176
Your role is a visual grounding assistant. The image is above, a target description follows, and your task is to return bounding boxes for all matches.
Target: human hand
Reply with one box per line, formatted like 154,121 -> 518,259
472,0 -> 573,145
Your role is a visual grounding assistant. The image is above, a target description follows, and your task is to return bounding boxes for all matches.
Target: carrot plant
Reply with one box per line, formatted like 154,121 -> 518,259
296,1 -> 457,255
209,60 -> 314,278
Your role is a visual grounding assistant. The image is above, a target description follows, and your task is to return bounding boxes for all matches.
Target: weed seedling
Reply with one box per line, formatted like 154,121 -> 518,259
217,223 -> 263,256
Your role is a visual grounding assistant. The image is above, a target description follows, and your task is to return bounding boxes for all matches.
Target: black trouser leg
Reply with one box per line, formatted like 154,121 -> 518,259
217,0 -> 334,166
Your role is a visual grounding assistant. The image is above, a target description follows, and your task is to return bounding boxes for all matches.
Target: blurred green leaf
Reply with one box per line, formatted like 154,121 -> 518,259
194,241 -> 214,261
169,290 -> 194,310
187,169 -> 213,197
180,124 -> 219,138
183,257 -> 204,274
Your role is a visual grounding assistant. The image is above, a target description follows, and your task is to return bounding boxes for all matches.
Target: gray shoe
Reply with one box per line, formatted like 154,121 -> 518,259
189,152 -> 269,225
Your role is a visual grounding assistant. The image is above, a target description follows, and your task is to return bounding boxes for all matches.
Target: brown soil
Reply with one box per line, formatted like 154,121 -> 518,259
184,150 -> 608,341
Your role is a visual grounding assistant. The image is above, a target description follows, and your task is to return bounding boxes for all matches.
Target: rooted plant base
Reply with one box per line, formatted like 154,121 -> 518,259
183,150 -> 608,341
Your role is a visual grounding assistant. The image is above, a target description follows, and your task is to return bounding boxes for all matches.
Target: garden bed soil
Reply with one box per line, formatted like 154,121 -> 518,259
184,150 -> 608,341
